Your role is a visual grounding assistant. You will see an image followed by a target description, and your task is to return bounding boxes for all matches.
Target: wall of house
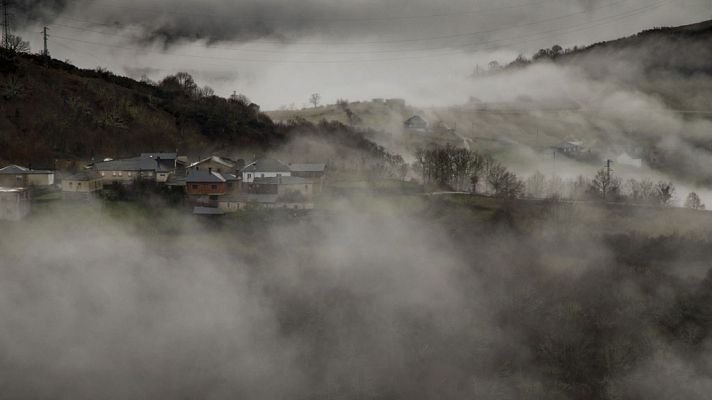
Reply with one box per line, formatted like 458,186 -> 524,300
186,182 -> 227,195
0,191 -> 30,221
27,174 -> 54,186
62,179 -> 102,193
0,174 -> 27,187
242,171 -> 290,183
98,170 -> 140,185
156,172 -> 170,183
277,183 -> 314,198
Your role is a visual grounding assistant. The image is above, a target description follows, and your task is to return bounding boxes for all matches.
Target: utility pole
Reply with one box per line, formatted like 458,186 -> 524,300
42,26 -> 49,57
2,0 -> 10,49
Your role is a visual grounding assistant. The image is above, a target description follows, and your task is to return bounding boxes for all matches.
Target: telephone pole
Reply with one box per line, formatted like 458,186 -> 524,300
42,26 -> 49,57
2,0 -> 10,49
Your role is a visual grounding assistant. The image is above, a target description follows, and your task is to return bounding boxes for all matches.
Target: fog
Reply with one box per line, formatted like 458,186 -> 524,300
12,0 -> 711,107
3,193 -> 712,398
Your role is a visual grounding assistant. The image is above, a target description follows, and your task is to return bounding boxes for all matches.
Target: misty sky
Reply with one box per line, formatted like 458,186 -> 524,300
14,0 -> 712,108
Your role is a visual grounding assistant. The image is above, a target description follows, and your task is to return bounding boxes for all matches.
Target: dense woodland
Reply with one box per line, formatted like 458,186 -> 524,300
0,49 -> 397,169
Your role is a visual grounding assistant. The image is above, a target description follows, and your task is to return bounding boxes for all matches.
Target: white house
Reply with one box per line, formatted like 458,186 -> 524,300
616,152 -> 643,168
0,187 -> 30,221
241,159 -> 291,183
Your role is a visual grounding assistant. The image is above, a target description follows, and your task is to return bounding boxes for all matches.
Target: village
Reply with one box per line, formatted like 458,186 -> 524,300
0,153 -> 327,221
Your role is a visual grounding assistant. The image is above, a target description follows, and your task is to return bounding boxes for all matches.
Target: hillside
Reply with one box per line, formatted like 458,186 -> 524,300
503,19 -> 712,111
0,50 -> 399,171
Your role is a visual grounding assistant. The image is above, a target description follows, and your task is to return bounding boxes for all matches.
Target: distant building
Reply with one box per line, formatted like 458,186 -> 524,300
615,152 -> 643,168
61,171 -> 103,198
404,115 -> 429,131
289,163 -> 326,193
557,141 -> 586,155
0,165 -> 55,187
241,159 -> 292,183
94,153 -> 184,185
250,176 -> 314,198
0,187 -> 30,221
192,206 -> 225,216
218,193 -> 314,212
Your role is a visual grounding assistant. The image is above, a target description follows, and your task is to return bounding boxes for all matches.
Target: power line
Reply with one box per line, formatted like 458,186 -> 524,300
56,0 -> 578,25
2,0 -> 10,48
51,0 -> 639,47
48,0 -> 672,64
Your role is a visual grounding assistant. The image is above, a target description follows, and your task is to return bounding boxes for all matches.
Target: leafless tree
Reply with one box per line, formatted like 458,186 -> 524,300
309,93 -> 321,108
2,34 -> 30,53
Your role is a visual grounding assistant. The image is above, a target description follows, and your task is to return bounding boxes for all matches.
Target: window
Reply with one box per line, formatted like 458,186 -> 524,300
128,172 -> 132,177
247,173 -> 252,179
101,172 -> 105,177
211,184 -> 218,190
68,182 -> 73,186
118,171 -> 122,177
192,184 -> 198,190
78,183 -> 82,187
112,172 -> 117,177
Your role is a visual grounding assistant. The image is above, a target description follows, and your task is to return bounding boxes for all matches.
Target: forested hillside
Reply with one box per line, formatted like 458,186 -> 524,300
0,49 -> 396,169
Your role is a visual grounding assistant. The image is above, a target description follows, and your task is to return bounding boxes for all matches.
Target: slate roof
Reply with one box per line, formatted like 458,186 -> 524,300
140,153 -> 177,160
0,165 -> 53,174
64,171 -> 102,181
289,163 -> 326,173
94,157 -> 147,171
185,170 -> 227,183
241,159 -> 291,173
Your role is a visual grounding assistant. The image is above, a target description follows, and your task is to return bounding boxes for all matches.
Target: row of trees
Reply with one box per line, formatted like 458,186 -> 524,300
413,147 -> 705,208
524,169 -> 705,209
414,146 -> 524,198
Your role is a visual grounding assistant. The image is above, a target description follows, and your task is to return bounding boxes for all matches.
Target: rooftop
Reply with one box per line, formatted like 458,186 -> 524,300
188,156 -> 236,169
64,171 -> 102,181
242,159 -> 291,173
0,165 -> 53,174
289,163 -> 326,173
186,170 -> 227,183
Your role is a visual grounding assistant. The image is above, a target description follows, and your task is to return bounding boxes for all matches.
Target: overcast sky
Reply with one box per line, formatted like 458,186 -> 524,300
14,0 -> 712,108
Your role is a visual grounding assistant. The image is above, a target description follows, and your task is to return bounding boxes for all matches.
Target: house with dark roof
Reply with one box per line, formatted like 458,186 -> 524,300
250,176 -> 314,198
404,115 -> 429,131
289,163 -> 326,193
93,153 -> 182,184
241,159 -> 291,183
61,171 -> 103,198
0,165 -> 55,187
218,193 -> 313,212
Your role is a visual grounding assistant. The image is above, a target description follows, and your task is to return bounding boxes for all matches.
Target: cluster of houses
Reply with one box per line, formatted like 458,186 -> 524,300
0,153 -> 326,220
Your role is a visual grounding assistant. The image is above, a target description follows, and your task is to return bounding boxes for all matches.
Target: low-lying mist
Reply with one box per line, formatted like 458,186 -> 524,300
3,196 -> 712,399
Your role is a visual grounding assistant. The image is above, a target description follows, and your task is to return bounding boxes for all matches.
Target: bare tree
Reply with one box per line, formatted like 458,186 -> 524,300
309,93 -> 321,108
590,168 -> 620,200
2,34 -> 30,53
487,163 -> 524,198
684,192 -> 705,210
654,181 -> 675,207
525,171 -> 546,199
